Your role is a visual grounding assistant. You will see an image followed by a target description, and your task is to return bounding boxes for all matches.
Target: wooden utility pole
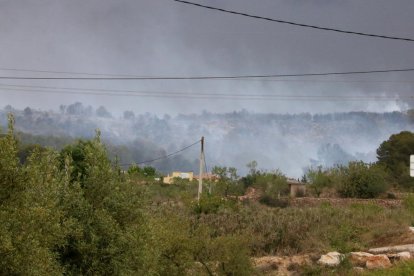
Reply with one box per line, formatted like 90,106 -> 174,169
198,137 -> 204,202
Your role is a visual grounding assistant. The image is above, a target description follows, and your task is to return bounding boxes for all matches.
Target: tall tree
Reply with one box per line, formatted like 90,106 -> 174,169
377,131 -> 414,188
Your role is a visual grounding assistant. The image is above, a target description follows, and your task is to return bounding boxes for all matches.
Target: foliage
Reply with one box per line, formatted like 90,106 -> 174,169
193,194 -> 237,215
403,194 -> 414,226
306,166 -> 334,197
254,170 -> 289,199
246,160 -> 258,175
377,131 -> 414,189
0,114 -> 67,274
17,143 -> 47,164
127,164 -> 158,180
336,161 -> 389,198
0,120 -> 159,274
259,195 -> 289,208
211,166 -> 244,197
4,115 -> 414,275
152,206 -> 253,275
0,117 -> 257,275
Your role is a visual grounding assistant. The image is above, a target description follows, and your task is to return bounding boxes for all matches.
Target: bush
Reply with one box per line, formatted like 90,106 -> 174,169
259,195 -> 289,208
306,166 -> 334,197
193,194 -> 238,214
403,194 -> 414,226
254,170 -> 289,198
337,161 -> 389,198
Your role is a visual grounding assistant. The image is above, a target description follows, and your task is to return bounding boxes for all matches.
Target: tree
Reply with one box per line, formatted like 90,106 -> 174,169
377,131 -> 414,188
142,166 -> 157,177
211,166 -> 242,197
58,131 -> 157,274
59,104 -> 66,114
241,161 -> 259,189
306,166 -> 333,197
96,106 -> 112,118
4,105 -> 13,112
246,160 -> 258,176
59,140 -> 93,185
123,110 -> 135,120
17,143 -> 47,164
0,114 -> 67,275
255,170 -> 289,199
66,102 -> 84,115
127,164 -> 141,175
23,106 -> 33,117
128,165 -> 157,180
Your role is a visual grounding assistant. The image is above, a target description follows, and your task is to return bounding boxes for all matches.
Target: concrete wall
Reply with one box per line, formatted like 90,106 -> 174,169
290,184 -> 306,197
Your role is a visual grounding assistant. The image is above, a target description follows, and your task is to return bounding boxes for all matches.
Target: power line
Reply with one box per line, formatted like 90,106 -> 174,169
1,83 -> 414,98
120,139 -> 200,166
0,67 -> 151,78
2,68 -> 414,83
173,0 -> 414,42
0,68 -> 414,80
1,86 -> 413,101
0,85 -> 413,101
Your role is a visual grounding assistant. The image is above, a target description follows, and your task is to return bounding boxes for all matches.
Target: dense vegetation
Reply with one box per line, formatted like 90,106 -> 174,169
1,112 -> 414,275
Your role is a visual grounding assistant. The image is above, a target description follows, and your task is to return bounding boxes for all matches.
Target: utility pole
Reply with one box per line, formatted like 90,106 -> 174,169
198,136 -> 204,202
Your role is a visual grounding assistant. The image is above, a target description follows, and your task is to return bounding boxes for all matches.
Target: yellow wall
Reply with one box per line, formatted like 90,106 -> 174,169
163,171 -> 194,184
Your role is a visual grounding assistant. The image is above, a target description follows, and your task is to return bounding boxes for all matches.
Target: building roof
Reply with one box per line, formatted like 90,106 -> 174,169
287,178 -> 305,185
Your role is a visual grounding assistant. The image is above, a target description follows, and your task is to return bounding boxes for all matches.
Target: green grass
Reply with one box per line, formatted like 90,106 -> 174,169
363,260 -> 414,275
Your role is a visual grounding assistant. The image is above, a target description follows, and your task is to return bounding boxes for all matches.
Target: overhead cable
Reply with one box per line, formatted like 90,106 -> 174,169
120,139 -> 201,166
1,67 -> 414,83
173,0 -> 414,42
0,86 -> 413,101
0,68 -> 414,80
1,83 -> 414,97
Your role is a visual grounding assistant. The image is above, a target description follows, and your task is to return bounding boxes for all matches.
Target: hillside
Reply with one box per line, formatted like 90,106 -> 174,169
2,104 -> 413,176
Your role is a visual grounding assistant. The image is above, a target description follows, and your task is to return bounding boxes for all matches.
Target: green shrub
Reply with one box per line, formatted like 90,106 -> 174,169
337,161 -> 389,198
403,194 -> 414,212
306,166 -> 334,197
259,195 -> 289,208
254,170 -> 289,198
193,194 -> 238,214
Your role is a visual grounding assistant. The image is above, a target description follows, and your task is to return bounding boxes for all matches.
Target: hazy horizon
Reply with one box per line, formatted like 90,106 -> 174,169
1,0 -> 413,115
3,103 -> 413,178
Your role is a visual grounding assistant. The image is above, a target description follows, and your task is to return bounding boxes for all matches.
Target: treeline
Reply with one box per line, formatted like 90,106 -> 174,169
2,103 -> 414,176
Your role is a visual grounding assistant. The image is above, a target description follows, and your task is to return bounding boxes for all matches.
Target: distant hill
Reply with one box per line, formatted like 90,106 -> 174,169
2,103 -> 413,177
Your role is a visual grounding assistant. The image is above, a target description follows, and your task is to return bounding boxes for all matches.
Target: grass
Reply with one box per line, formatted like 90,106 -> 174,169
147,183 -> 414,274
363,260 -> 414,275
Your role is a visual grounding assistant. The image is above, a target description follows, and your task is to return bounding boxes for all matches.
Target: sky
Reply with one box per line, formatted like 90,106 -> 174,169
0,0 -> 413,115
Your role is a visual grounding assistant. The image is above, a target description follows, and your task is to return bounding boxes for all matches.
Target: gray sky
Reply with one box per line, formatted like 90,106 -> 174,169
0,0 -> 413,115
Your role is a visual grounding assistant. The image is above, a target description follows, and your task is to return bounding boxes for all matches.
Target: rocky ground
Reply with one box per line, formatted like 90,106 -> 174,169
252,227 -> 414,275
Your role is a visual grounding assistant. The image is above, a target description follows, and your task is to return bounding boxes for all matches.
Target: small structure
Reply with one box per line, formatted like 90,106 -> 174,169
287,178 -> 306,197
193,173 -> 219,182
163,171 -> 194,184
